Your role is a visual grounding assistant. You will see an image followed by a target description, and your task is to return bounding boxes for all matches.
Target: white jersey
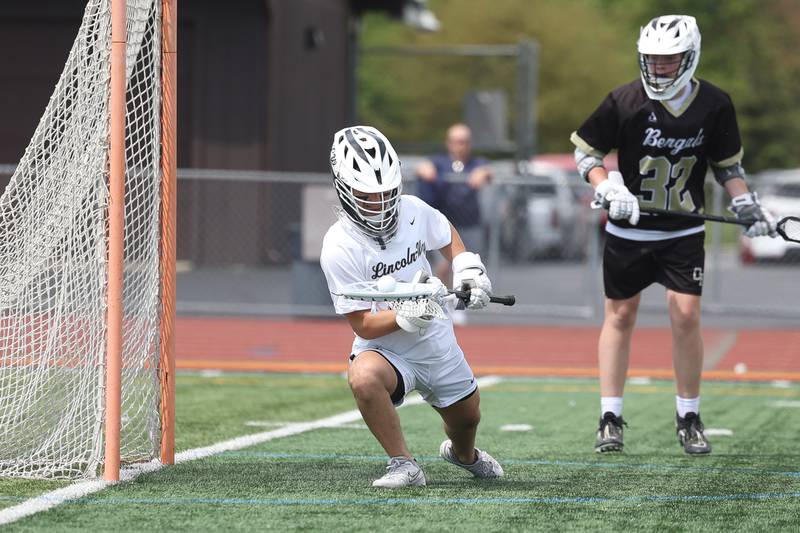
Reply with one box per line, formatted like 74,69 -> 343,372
320,194 -> 456,362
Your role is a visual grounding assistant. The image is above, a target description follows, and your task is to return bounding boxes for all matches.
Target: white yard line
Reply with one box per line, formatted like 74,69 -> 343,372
0,375 -> 504,526
244,421 -> 367,429
769,400 -> 800,408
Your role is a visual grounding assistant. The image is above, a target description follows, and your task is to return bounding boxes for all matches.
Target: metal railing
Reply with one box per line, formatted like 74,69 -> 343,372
0,164 -> 796,325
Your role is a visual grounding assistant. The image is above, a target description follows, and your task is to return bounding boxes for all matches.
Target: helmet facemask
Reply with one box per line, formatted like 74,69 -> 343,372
639,50 -> 696,99
330,126 -> 404,247
334,181 -> 402,245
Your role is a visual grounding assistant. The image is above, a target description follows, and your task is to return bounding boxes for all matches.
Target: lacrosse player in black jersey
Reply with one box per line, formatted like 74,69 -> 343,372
571,15 -> 778,455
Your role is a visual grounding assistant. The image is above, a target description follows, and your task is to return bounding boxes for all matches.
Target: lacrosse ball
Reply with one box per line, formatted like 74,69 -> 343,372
377,275 -> 397,293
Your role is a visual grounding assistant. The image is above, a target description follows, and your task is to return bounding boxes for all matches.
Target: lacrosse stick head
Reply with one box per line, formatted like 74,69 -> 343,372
777,216 -> 800,244
390,298 -> 448,321
333,280 -> 449,321
334,281 -> 441,302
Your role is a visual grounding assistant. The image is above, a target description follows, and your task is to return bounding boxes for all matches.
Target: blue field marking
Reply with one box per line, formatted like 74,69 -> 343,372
47,491 -> 800,507
5,491 -> 800,507
221,451 -> 800,478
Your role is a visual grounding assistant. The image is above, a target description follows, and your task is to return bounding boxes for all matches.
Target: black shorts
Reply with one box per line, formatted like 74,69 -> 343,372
603,232 -> 705,300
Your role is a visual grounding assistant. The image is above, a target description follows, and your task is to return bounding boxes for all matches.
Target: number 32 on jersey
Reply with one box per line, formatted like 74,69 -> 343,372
638,155 -> 699,211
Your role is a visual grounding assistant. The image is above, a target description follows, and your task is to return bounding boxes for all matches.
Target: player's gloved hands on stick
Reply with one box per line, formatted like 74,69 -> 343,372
411,269 -> 448,303
594,171 -> 640,225
452,251 -> 492,310
729,192 -> 778,238
395,269 -> 446,334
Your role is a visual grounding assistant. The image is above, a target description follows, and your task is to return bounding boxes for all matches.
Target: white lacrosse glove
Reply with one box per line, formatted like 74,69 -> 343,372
451,251 -> 492,310
729,192 -> 778,238
411,269 -> 448,303
394,269 -> 447,334
395,313 -> 433,334
593,171 -> 640,225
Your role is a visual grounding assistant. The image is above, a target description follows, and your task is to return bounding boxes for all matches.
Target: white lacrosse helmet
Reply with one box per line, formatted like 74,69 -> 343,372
637,15 -> 701,100
330,125 -> 403,245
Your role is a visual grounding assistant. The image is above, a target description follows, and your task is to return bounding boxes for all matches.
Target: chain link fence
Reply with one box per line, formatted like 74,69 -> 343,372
163,164 -> 800,326
1,163 -> 795,325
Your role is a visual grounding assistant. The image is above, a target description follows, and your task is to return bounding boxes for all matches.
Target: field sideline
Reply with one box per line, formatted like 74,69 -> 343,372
2,373 -> 800,530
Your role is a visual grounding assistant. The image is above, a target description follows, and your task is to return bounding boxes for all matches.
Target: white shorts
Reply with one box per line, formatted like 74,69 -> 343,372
353,343 -> 477,409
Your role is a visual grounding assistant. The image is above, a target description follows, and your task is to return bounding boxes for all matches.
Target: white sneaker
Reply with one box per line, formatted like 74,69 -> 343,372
372,457 -> 426,488
439,439 -> 504,478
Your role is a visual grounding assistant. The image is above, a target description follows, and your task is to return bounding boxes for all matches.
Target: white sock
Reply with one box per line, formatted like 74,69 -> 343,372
601,397 -> 623,417
676,396 -> 700,418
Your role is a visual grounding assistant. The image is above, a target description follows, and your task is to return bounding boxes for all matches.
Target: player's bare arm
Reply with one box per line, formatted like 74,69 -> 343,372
722,176 -> 748,198
434,223 -> 494,310
437,223 -> 466,263
344,308 -> 400,340
586,166 -> 610,189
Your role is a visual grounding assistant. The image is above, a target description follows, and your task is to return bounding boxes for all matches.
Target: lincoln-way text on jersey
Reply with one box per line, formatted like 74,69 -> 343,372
642,127 -> 705,155
371,240 -> 427,279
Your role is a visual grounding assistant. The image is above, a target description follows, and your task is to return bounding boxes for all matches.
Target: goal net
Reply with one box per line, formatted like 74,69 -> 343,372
0,0 -> 169,479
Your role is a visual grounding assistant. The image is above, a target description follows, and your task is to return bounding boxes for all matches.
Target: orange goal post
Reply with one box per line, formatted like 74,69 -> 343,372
0,0 -> 176,481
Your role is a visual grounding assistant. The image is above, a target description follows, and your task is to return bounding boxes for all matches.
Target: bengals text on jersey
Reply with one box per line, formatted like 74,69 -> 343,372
571,79 -> 743,232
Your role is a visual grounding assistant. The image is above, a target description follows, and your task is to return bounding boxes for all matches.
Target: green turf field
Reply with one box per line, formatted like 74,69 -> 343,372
2,372 -> 800,531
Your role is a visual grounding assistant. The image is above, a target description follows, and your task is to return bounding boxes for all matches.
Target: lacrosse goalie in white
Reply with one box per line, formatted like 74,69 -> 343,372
320,125 -> 503,488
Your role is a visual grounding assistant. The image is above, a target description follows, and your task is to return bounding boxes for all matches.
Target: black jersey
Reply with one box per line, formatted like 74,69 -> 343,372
571,79 -> 743,231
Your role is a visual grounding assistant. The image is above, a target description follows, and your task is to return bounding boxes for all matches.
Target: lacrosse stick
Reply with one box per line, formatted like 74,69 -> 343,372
333,281 -> 516,306
638,207 -> 800,243
333,281 -> 516,333
332,280 -> 448,329
590,200 -> 800,244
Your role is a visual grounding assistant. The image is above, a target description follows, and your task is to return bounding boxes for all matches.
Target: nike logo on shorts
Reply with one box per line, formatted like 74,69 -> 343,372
410,217 -> 415,225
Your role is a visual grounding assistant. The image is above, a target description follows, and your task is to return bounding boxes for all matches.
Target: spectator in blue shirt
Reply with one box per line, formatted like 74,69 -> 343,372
415,123 -> 492,275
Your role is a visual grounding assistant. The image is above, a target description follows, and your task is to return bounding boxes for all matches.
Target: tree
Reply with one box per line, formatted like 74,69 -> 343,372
358,0 -> 633,154
358,0 -> 800,170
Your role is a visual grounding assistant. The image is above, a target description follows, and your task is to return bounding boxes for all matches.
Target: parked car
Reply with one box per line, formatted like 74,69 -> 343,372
494,156 -> 579,261
497,174 -> 574,260
399,152 -> 617,262
495,154 -> 618,262
739,170 -> 800,263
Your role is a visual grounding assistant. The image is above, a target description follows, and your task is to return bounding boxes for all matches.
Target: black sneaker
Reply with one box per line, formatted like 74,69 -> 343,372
595,411 -> 626,453
676,412 -> 712,455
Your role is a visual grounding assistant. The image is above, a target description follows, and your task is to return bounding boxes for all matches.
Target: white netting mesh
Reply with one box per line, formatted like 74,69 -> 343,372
779,216 -> 800,243
390,298 -> 448,320
0,0 -> 163,479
